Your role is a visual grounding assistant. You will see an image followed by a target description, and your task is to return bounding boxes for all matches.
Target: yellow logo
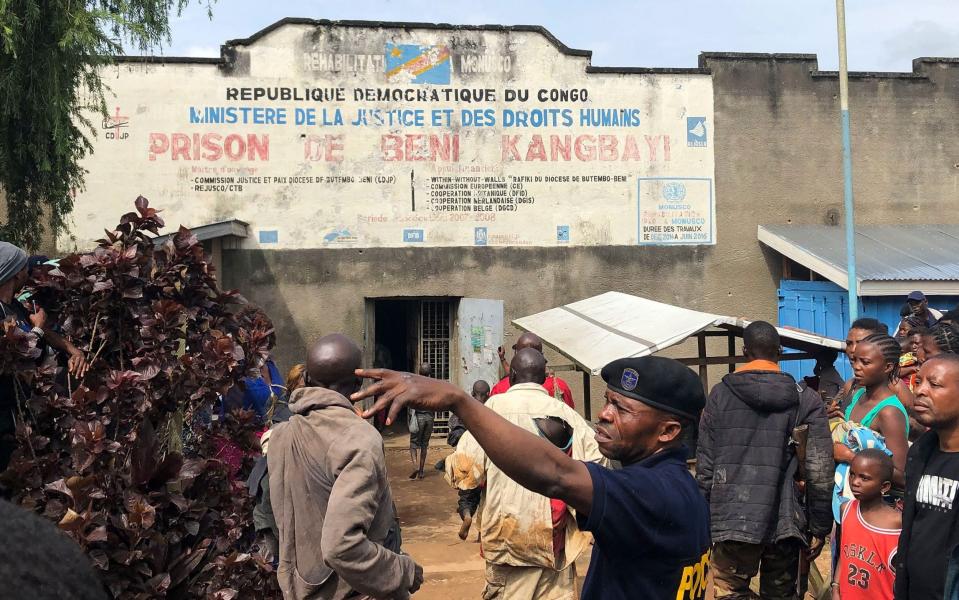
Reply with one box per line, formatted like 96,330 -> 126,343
675,549 -> 710,600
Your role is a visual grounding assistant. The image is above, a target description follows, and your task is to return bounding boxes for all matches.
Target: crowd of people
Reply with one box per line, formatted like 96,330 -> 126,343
4,232 -> 959,600
332,302 -> 959,600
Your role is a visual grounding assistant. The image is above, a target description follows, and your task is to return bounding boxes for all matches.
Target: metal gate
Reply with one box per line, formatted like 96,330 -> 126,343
421,300 -> 451,380
421,300 -> 452,436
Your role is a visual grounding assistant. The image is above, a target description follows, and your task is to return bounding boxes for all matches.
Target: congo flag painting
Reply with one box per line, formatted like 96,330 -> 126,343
385,43 -> 451,84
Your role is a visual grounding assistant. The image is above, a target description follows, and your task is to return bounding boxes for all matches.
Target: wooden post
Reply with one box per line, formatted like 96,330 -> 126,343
697,333 -> 708,394
582,368 -> 592,421
727,333 -> 737,374
782,256 -> 793,280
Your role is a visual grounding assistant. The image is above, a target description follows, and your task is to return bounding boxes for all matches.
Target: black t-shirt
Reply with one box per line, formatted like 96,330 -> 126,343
907,446 -> 959,600
576,446 -> 711,600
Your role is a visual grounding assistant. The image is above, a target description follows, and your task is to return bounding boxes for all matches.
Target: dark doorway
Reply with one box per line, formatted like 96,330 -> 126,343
372,300 -> 418,439
368,297 -> 454,441
373,300 -> 418,373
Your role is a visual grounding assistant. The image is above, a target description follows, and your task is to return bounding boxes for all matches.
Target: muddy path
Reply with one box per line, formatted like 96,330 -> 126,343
387,446 -> 486,599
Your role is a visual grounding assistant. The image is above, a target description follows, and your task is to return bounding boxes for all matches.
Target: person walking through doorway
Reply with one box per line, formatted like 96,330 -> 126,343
408,362 -> 435,480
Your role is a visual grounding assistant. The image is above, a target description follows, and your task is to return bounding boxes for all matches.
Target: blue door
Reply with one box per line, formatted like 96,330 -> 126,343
778,280 -> 851,380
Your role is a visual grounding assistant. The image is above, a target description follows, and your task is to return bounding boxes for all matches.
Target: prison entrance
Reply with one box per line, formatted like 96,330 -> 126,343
365,297 -> 503,439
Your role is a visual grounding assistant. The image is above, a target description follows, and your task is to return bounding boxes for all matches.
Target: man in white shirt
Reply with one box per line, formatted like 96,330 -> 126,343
445,348 -> 607,600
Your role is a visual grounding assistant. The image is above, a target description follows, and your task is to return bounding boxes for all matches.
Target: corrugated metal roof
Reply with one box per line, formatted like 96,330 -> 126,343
513,291 -> 841,375
759,224 -> 959,282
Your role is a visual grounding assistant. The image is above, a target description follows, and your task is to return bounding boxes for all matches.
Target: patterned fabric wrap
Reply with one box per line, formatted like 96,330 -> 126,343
832,423 -> 893,522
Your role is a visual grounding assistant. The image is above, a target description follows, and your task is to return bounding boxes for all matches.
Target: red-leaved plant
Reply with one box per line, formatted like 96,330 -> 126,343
0,197 -> 280,598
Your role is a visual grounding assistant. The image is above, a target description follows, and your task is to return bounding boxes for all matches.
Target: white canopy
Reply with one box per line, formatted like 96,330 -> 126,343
512,291 -> 843,375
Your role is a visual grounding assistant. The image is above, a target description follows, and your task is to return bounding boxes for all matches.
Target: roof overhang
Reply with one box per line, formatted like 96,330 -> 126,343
758,224 -> 854,292
513,291 -> 841,375
757,225 -> 959,296
151,219 -> 249,247
856,280 -> 959,296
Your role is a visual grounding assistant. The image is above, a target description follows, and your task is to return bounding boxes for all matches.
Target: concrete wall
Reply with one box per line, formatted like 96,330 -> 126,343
703,53 -> 959,321
221,49 -> 959,419
222,244 -> 715,417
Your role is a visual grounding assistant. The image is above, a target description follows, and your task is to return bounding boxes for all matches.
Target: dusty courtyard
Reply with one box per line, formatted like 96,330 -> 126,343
386,445 -> 493,599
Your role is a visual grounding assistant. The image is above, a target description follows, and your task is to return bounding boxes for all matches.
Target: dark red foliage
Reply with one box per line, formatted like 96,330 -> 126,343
0,197 -> 280,598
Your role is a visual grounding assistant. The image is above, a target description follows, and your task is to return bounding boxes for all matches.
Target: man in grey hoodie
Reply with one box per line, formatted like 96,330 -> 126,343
268,334 -> 423,599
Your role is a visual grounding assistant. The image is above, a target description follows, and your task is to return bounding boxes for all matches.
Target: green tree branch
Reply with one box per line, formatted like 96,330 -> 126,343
0,0 -> 212,250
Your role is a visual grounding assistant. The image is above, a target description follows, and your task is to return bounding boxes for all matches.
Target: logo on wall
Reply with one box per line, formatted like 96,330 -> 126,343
403,229 -> 425,242
474,227 -> 488,246
557,225 -> 570,243
322,228 -> 358,244
687,117 -> 707,147
102,106 -> 130,141
661,182 -> 687,201
385,43 -> 451,85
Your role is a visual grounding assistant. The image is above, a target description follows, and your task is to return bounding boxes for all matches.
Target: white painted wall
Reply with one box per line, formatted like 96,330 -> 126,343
66,23 -> 715,250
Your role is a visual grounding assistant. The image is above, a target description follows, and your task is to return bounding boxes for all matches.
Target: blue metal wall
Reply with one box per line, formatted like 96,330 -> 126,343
777,280 -> 959,381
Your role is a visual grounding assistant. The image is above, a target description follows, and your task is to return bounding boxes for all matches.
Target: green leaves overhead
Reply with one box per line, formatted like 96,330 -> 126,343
0,0 -> 212,250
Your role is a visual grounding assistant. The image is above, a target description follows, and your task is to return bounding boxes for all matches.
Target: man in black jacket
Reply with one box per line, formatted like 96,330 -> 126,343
697,321 -> 833,600
895,353 -> 959,600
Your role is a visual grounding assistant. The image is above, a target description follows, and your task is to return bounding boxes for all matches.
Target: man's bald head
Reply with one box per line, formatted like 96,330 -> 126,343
509,348 -> 547,386
472,379 -> 491,403
306,334 -> 363,397
513,332 -> 544,353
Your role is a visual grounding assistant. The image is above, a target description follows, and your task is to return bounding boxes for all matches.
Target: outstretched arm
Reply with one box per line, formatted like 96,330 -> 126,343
353,369 -> 595,514
44,330 -> 89,378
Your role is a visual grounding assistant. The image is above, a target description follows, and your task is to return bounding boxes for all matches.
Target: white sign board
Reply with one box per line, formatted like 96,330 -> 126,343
69,22 -> 716,249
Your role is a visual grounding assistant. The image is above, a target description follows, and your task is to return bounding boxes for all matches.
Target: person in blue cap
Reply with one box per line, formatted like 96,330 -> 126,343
351,354 -> 711,600
905,291 -> 942,329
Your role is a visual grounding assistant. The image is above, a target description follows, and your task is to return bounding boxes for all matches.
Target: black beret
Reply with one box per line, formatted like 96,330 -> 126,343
601,356 -> 705,421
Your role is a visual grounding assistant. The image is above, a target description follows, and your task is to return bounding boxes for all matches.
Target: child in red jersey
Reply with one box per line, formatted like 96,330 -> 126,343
833,449 -> 902,600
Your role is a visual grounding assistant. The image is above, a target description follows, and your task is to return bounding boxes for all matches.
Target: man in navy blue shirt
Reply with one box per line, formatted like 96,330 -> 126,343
352,354 -> 711,600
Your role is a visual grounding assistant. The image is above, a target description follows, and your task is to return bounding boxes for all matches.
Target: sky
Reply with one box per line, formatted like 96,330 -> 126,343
161,0 -> 959,72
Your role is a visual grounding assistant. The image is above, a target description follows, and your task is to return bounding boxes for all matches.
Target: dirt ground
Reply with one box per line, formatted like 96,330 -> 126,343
387,445 -> 832,600
387,446 -> 488,599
